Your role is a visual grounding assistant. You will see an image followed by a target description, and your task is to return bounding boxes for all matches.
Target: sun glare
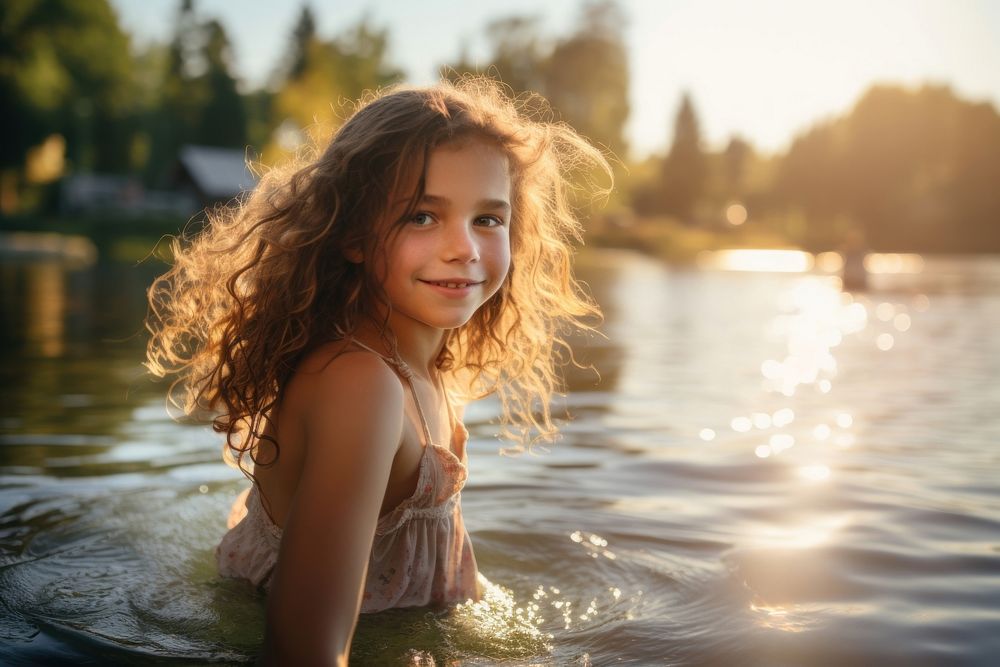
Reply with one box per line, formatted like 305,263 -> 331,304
864,253 -> 925,274
630,0 -> 986,153
798,464 -> 832,483
699,249 -> 814,273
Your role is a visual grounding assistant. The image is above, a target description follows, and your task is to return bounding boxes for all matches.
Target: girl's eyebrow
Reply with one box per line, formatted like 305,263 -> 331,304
421,194 -> 511,212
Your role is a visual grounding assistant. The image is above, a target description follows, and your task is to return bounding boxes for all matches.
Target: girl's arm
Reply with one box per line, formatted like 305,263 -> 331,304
259,353 -> 404,666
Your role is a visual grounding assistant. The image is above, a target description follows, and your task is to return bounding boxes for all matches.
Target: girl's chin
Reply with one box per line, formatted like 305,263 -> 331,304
393,309 -> 477,332
424,314 -> 476,331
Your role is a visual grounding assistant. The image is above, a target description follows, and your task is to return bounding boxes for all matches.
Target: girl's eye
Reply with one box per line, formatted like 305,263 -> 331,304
411,212 -> 434,226
475,216 -> 505,228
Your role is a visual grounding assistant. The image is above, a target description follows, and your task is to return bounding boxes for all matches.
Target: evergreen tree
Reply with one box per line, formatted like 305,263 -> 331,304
148,1 -> 248,182
148,0 -> 204,183
275,5 -> 317,85
660,92 -> 706,221
195,20 -> 247,148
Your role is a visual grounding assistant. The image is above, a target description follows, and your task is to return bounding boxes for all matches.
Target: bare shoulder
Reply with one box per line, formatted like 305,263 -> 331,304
287,340 -> 401,404
285,341 -> 405,458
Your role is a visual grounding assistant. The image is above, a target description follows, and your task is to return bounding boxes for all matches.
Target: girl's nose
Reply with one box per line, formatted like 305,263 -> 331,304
442,222 -> 479,263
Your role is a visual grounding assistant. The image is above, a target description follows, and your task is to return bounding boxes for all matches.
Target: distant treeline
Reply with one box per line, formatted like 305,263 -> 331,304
3,0 -> 999,252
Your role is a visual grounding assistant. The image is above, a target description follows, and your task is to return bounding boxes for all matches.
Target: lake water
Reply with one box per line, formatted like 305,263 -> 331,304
1,247 -> 999,665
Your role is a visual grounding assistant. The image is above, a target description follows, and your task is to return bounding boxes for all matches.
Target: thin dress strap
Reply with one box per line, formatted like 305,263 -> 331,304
348,338 -> 437,448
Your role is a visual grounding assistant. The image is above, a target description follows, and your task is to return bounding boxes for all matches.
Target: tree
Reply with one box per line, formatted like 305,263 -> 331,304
261,17 -> 403,163
442,0 -> 630,158
0,0 -> 133,174
195,19 -> 247,148
278,4 -> 317,83
147,0 -> 204,183
544,0 -> 629,155
722,136 -> 752,199
332,19 -> 403,102
443,16 -> 547,97
146,1 -> 248,183
772,83 -> 1000,251
660,92 -> 706,221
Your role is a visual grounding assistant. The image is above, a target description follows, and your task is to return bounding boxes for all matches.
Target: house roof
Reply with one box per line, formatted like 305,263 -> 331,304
178,145 -> 257,199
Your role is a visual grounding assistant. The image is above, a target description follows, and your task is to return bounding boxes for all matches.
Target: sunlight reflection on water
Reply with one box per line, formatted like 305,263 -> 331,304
697,249 -> 814,273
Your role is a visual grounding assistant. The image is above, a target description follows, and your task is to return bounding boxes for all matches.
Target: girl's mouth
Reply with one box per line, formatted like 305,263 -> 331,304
419,279 -> 484,297
420,280 -> 483,289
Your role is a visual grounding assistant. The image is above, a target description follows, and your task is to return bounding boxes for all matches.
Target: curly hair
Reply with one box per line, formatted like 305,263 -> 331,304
145,76 -> 611,474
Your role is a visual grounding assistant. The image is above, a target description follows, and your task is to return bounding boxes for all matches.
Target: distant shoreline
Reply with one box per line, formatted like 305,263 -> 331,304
3,214 -> 997,266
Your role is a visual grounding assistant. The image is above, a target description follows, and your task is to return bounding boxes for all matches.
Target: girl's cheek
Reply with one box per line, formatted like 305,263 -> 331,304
489,246 -> 512,282
494,231 -> 512,264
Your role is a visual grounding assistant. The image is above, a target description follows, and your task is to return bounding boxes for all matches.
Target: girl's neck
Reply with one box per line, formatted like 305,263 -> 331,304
353,310 -> 445,380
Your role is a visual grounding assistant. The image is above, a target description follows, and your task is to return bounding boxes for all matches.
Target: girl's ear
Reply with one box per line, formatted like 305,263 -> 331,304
343,247 -> 363,263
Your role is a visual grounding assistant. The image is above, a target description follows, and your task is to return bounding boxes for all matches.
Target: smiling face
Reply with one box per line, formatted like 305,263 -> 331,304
376,139 -> 513,333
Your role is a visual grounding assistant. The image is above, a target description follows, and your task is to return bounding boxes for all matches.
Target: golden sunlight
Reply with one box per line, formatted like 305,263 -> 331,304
864,253 -> 925,274
798,464 -> 832,483
750,514 -> 851,550
815,252 -> 845,273
698,249 -> 814,273
749,601 -> 815,633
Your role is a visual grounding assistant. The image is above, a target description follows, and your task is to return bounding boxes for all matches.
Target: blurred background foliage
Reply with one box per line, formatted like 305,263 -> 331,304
2,0 -> 999,255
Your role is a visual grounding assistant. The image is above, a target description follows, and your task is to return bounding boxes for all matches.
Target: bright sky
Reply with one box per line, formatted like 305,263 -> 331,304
110,0 -> 1000,158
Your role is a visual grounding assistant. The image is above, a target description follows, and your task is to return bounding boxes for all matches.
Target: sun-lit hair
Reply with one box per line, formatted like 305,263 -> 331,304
145,75 -> 611,473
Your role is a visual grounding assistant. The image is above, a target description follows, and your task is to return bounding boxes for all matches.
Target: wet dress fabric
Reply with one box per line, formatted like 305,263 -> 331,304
215,341 -> 482,612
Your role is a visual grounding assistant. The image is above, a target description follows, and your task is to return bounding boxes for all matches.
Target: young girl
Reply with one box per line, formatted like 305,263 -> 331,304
145,77 -> 610,665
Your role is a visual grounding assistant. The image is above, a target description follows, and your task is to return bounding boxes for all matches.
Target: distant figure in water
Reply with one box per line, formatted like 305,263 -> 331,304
144,77 -> 611,666
840,229 -> 869,291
